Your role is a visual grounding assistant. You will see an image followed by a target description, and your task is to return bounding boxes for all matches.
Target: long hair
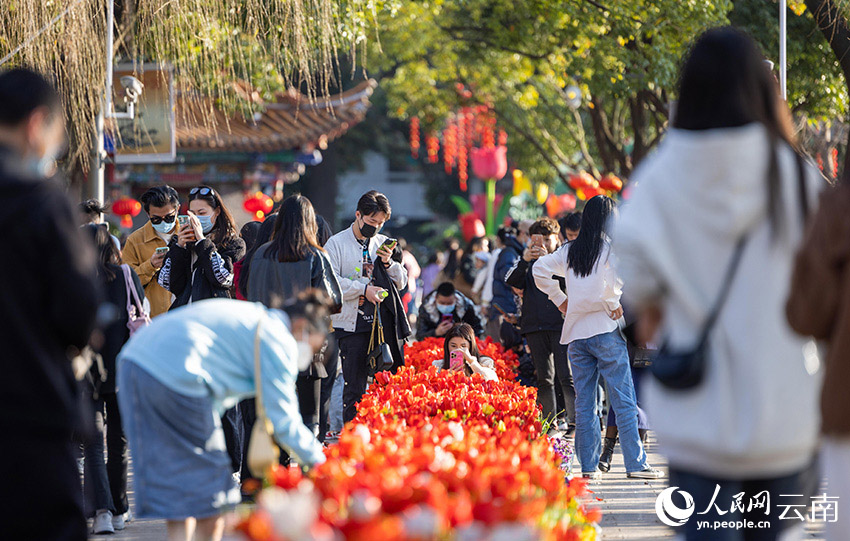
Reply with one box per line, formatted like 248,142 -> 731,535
237,212 -> 278,299
567,195 -> 615,278
441,323 -> 481,376
82,224 -> 121,281
674,27 -> 796,233
265,194 -> 323,263
188,185 -> 238,245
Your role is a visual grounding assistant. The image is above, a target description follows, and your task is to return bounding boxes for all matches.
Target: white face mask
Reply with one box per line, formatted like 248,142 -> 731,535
296,331 -> 314,372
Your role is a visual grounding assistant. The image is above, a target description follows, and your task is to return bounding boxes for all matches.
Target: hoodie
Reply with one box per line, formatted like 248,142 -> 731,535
613,124 -> 824,479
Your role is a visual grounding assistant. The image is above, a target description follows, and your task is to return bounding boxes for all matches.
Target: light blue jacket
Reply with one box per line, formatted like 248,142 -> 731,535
117,298 -> 325,467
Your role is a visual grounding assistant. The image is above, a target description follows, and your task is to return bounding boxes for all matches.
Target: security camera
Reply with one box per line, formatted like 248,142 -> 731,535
120,76 -> 144,105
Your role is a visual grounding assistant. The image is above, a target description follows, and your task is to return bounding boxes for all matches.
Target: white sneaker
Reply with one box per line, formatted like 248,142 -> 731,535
627,467 -> 665,479
92,509 -> 115,535
111,512 -> 125,531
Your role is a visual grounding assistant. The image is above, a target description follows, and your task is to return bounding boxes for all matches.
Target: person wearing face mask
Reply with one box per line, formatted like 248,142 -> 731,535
123,185 -> 181,317
157,185 -> 246,309
324,190 -> 410,424
246,195 -> 342,438
417,281 -> 484,339
117,291 -> 334,541
0,68 -> 101,541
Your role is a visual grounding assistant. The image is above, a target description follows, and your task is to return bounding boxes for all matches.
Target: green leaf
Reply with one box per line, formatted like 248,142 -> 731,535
449,195 -> 473,215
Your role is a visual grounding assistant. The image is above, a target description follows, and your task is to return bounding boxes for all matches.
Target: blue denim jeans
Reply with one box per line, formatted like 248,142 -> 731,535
568,330 -> 648,473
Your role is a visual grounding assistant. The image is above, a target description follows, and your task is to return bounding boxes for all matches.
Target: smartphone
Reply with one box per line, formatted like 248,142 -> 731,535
440,314 -> 453,325
177,215 -> 190,228
155,247 -> 169,255
381,238 -> 398,251
531,234 -> 544,247
450,351 -> 464,371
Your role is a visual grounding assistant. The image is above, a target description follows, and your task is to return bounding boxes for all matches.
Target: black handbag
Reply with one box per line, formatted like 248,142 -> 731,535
366,309 -> 394,377
651,234 -> 749,389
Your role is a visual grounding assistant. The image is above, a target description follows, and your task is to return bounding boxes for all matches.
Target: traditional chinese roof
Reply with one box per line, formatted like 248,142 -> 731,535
176,79 -> 377,153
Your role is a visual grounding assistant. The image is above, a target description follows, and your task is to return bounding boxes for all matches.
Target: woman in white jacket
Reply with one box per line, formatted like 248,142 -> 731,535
613,28 -> 822,540
533,195 -> 662,480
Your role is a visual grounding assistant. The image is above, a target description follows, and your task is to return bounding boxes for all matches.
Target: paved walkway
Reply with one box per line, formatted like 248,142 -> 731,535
91,434 -> 829,540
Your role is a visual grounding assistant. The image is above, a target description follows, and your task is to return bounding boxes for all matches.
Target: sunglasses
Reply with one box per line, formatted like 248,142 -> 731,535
189,186 -> 218,207
149,212 -> 177,225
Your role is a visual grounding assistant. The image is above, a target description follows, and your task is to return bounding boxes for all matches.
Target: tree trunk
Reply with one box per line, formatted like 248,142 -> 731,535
300,143 -> 340,228
805,0 -> 850,179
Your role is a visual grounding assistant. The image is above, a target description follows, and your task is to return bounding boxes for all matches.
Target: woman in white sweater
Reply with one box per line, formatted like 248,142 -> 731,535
612,28 -> 823,540
533,195 -> 661,480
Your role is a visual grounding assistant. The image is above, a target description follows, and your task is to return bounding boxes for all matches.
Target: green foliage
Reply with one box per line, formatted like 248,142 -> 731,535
367,0 -> 732,185
730,1 -> 847,120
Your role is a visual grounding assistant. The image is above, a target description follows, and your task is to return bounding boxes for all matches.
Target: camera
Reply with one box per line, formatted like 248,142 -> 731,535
119,76 -> 144,105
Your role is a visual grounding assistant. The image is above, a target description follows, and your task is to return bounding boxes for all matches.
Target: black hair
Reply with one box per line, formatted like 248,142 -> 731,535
188,185 -> 238,245
441,323 -> 481,376
436,282 -> 455,297
567,196 -> 616,278
82,223 -> 121,281
238,212 -> 278,299
278,289 -> 335,335
240,221 -> 262,253
356,190 -> 391,218
80,199 -> 106,222
559,212 -> 582,234
443,246 -> 462,279
265,194 -> 322,263
467,236 -> 488,253
315,215 -> 333,246
0,68 -> 61,126
674,27 -> 795,233
497,225 -> 517,244
140,185 -> 180,213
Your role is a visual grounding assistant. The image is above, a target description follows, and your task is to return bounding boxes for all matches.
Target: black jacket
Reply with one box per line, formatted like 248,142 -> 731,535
94,265 -> 145,393
505,257 -> 564,334
159,235 -> 246,309
417,290 -> 484,338
0,148 -> 100,437
491,235 -> 524,314
246,244 -> 342,312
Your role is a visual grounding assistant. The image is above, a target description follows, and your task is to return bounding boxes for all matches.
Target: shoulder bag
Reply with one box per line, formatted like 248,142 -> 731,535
651,149 -> 809,389
121,264 -> 151,335
366,308 -> 394,377
247,318 -> 281,477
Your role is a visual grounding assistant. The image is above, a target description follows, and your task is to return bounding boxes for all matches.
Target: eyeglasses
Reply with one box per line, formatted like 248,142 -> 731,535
149,212 -> 177,225
190,187 -> 214,197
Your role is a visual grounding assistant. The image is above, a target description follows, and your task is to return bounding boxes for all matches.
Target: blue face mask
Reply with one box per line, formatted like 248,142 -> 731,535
436,302 -> 455,315
197,215 -> 215,234
151,220 -> 175,235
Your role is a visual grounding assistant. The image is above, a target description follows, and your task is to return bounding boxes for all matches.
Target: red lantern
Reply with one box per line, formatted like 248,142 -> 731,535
243,192 -> 274,221
112,197 -> 142,228
598,173 -> 623,193
471,146 -> 508,180
425,133 -> 440,164
409,117 -> 420,159
544,194 -> 577,218
583,186 -> 607,199
458,212 -> 485,243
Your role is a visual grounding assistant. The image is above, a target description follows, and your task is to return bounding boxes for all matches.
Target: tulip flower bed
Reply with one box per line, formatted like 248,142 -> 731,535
404,336 -> 520,381
238,356 -> 597,541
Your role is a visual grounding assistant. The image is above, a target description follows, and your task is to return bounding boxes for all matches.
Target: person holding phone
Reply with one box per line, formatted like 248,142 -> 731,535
417,281 -> 484,338
123,185 -> 181,317
157,186 -> 245,309
431,323 -> 498,381
324,190 -> 409,424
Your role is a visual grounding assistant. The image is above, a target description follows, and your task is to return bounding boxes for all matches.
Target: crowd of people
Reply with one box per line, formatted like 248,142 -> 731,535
2,25 -> 849,541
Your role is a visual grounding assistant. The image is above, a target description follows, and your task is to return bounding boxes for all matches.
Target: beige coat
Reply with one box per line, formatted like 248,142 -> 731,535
122,221 -> 173,317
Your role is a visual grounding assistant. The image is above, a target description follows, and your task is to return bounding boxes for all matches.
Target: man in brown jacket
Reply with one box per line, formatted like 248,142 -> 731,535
123,186 -> 180,317
787,184 -> 850,541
